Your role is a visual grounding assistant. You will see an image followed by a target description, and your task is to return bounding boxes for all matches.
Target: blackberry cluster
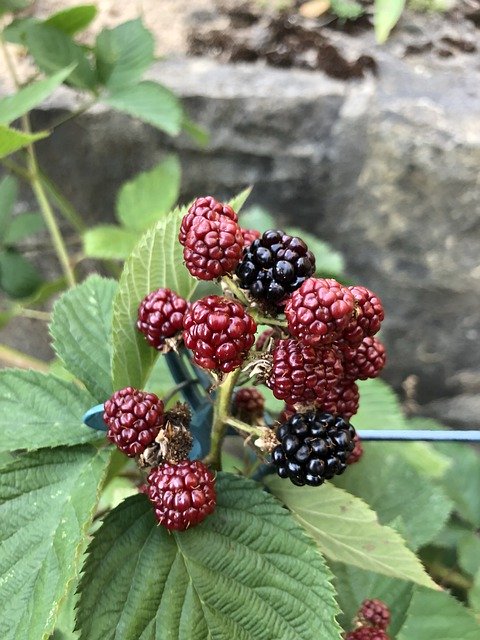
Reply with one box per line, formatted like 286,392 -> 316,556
236,229 -> 316,309
271,410 -> 356,486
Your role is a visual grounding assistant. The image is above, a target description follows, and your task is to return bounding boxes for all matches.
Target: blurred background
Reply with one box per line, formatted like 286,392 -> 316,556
0,0 -> 479,427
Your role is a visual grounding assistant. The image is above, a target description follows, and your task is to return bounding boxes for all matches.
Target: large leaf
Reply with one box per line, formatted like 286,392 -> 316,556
44,4 -> 97,35
77,474 -> 342,640
83,225 -> 138,260
458,532 -> 480,577
267,477 -> 437,589
111,208 -> 197,389
0,65 -> 76,125
0,370 -> 100,453
0,124 -> 48,159
50,275 -> 117,401
334,445 -> 452,550
0,445 -> 110,640
25,24 -> 96,91
95,19 -> 154,89
4,212 -> 44,245
0,248 -> 42,297
116,156 -> 181,231
104,81 -> 183,135
0,174 -> 17,233
374,0 -> 406,43
397,587 -> 480,640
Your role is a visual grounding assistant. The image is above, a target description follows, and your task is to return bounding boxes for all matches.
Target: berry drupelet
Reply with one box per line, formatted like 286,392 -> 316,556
179,196 -> 237,245
347,434 -> 364,464
345,628 -> 390,640
234,387 -> 265,419
235,229 -> 316,309
357,599 -> 391,630
272,410 -> 356,486
342,285 -> 385,346
342,336 -> 386,381
137,287 -> 189,350
103,387 -> 164,457
321,378 -> 360,420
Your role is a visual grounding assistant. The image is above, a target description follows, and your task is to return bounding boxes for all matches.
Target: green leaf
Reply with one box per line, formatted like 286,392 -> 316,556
470,570 -> 480,614
0,65 -> 76,125
330,562 -> 413,636
0,369 -> 100,453
240,205 -> 277,232
45,4 -> 97,35
83,225 -> 138,260
182,116 -> 209,146
95,18 -> 154,89
25,24 -> 96,91
0,445 -> 110,640
397,587 -> 480,640
104,81 -> 183,135
0,248 -> 42,298
228,186 -> 252,214
77,474 -> 342,640
111,207 -> 197,389
50,275 -> 117,401
330,0 -> 364,19
3,212 -> 44,245
2,16 -> 37,44
0,124 -> 48,159
334,445 -> 452,550
458,533 -> 480,577
0,174 -> 17,233
374,0 -> 406,43
116,155 -> 181,231
0,0 -> 31,15
266,477 -> 438,589
285,226 -> 345,278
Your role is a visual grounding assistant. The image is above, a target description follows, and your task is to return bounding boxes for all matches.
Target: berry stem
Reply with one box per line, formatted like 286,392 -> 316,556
222,276 -> 287,328
222,275 -> 250,306
225,417 -> 264,437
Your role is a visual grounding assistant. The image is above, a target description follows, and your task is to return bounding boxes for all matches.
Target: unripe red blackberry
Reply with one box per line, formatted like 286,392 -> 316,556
256,328 -> 275,351
347,434 -> 364,464
321,378 -> 360,420
104,387 -> 164,457
342,286 -> 385,346
235,229 -> 316,309
234,387 -> 265,419
146,460 -> 216,531
183,216 -> 244,280
357,599 -> 391,630
241,227 -> 261,248
345,628 -> 390,640
285,278 -> 355,346
272,410 -> 356,486
342,336 -> 386,381
183,295 -> 257,373
266,338 -> 343,407
137,288 -> 189,350
179,196 -> 237,245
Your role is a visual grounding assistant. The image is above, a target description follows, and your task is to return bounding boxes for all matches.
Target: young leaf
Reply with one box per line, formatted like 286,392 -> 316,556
0,124 -> 48,159
182,116 -> 209,146
267,477 -> 438,589
0,445 -> 111,640
77,474 -> 342,640
3,212 -> 44,245
330,0 -> 364,19
111,207 -> 197,389
95,19 -> 154,89
116,155 -> 181,231
0,248 -> 42,297
44,4 -> 97,35
104,81 -> 183,135
2,16 -> 37,44
0,370 -> 100,453
0,174 -> 17,233
228,186 -> 252,214
374,0 -> 406,44
50,275 -> 117,401
83,225 -> 138,260
25,24 -> 96,91
397,587 -> 480,639
0,65 -> 76,125
334,445 -> 453,550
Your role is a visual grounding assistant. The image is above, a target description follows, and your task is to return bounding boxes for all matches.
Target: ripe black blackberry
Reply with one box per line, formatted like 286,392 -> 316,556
235,229 -> 316,309
272,410 -> 356,486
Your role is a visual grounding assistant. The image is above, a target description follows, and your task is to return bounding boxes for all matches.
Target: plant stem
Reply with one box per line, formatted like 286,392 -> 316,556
0,157 -> 31,181
205,368 -> 241,471
47,99 -> 97,130
225,416 -> 264,438
222,275 -> 250,305
40,171 -> 86,233
0,344 -> 49,372
428,563 -> 472,591
222,275 -> 287,327
15,307 -> 51,321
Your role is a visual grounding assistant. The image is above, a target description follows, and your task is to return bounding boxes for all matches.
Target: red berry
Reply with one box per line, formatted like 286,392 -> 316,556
183,295 -> 257,373
346,628 -> 390,640
183,215 -> 244,280
241,227 -> 261,247
285,278 -> 355,346
137,288 -> 189,350
179,196 -> 237,246
267,338 -> 343,407
146,460 -> 216,531
256,328 -> 274,351
321,378 -> 359,419
347,434 -> 364,464
342,286 -> 385,346
342,336 -> 386,381
104,387 -> 164,457
358,599 -> 391,630
234,387 -> 265,418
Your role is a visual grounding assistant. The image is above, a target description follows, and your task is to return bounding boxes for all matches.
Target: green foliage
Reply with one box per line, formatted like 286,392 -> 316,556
266,477 -> 437,588
77,475 -> 342,640
374,0 -> 406,43
0,0 -> 31,15
0,248 -> 42,298
50,275 -> 117,401
44,4 -> 97,35
0,445 -> 111,640
330,0 -> 364,20
3,212 -> 44,244
0,124 -> 48,159
83,225 -> 138,260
